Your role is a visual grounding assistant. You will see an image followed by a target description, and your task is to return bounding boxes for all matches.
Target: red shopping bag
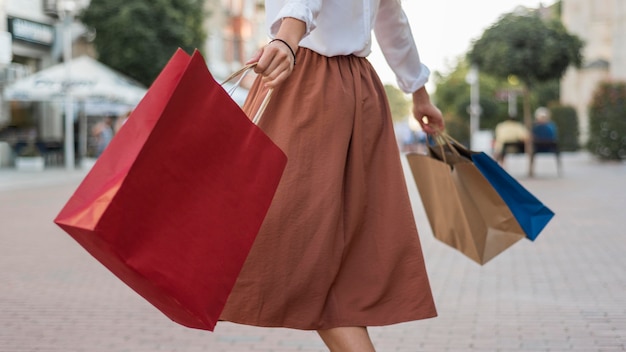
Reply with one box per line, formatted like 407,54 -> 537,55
54,49 -> 287,331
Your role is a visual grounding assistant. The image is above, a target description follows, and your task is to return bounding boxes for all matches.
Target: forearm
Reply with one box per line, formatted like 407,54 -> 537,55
253,17 -> 307,87
274,17 -> 306,54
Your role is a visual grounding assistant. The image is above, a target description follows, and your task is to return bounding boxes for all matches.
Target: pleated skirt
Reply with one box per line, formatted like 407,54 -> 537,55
219,48 -> 437,330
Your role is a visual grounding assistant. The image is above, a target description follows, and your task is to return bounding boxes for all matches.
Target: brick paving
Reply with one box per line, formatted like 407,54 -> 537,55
1,152 -> 625,351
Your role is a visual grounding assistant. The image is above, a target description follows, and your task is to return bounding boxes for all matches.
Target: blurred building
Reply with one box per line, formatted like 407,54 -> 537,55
0,0 -> 265,167
204,0 -> 266,82
0,0 -> 264,127
560,0 -> 626,144
0,0 -> 91,144
1,0 -> 55,129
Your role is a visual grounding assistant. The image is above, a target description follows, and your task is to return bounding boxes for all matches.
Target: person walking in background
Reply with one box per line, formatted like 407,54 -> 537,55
91,115 -> 114,157
494,115 -> 529,165
532,107 -> 558,148
218,1 -> 444,351
114,110 -> 132,134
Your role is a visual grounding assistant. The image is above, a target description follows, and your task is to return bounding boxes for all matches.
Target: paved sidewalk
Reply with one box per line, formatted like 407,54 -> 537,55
1,152 -> 625,351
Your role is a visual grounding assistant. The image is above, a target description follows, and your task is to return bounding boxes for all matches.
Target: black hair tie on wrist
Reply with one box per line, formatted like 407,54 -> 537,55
269,38 -> 297,66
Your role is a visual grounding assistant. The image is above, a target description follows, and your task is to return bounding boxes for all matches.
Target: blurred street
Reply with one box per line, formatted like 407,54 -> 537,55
1,152 -> 625,352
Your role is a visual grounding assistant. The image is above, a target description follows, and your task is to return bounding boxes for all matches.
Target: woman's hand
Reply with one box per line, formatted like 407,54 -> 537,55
412,87 -> 445,135
247,40 -> 296,88
246,17 -> 305,88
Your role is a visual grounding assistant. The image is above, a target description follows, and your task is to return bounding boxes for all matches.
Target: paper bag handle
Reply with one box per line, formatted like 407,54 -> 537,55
430,133 -> 462,165
221,64 -> 273,125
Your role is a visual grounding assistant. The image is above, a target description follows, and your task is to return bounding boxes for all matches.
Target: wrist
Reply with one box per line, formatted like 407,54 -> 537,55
275,17 -> 305,52
270,38 -> 297,65
412,87 -> 430,105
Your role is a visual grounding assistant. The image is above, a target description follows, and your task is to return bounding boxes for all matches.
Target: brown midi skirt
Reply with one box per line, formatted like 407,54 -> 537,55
219,48 -> 437,330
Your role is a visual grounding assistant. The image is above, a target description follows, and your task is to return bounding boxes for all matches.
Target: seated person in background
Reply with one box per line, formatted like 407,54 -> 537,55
532,107 -> 558,152
494,115 -> 529,164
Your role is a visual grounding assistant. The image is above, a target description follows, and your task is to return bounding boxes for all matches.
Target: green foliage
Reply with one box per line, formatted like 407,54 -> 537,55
434,62 -> 563,144
550,105 -> 579,151
432,64 -> 471,117
443,115 -> 470,147
81,0 -> 206,86
588,82 -> 626,160
467,9 -> 583,155
468,12 -> 583,87
451,96 -> 502,132
534,79 -> 561,107
555,0 -> 563,18
433,59 -> 521,139
384,84 -> 411,122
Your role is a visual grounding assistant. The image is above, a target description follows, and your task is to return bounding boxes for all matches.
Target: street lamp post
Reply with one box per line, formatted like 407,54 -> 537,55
60,0 -> 77,170
465,65 -> 482,149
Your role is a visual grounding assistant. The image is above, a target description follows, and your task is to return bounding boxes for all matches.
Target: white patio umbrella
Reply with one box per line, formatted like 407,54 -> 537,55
3,56 -> 147,168
4,55 -> 146,105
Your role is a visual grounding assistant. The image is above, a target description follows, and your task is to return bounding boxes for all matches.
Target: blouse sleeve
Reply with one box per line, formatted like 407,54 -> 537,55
374,0 -> 430,94
268,0 -> 322,39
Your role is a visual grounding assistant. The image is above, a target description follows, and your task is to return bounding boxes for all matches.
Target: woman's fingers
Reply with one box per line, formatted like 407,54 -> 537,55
414,104 -> 445,135
252,41 -> 295,88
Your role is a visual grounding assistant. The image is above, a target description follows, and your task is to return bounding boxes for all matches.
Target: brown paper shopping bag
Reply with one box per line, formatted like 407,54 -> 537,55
406,151 -> 525,265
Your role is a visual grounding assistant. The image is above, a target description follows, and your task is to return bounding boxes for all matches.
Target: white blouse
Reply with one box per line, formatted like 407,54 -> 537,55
266,0 -> 430,93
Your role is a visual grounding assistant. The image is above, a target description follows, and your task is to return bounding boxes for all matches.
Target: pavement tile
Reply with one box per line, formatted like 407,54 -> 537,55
1,152 -> 626,351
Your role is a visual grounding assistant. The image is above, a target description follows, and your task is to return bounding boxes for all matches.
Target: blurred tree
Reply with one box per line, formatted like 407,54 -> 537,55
384,84 -> 411,122
81,0 -> 206,86
468,11 -> 583,172
434,60 -> 563,147
588,82 -> 626,160
433,59 -> 515,145
550,105 -> 579,152
533,78 -> 561,108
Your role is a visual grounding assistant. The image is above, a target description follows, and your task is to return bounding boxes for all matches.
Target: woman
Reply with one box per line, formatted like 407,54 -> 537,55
220,1 -> 445,350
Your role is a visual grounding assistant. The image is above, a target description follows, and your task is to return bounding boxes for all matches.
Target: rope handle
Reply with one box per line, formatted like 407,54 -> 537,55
222,63 -> 256,86
430,133 -> 462,164
220,63 -> 273,125
432,135 -> 448,164
440,133 -> 464,150
440,134 -> 462,157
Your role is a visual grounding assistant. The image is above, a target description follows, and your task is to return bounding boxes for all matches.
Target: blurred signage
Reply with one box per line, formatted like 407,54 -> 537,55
8,17 -> 55,46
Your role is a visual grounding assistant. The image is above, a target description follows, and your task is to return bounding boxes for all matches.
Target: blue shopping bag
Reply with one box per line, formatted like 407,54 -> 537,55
471,152 -> 554,241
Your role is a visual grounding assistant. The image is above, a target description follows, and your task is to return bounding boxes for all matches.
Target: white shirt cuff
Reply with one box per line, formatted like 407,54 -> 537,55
270,2 -> 318,39
397,63 -> 430,94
